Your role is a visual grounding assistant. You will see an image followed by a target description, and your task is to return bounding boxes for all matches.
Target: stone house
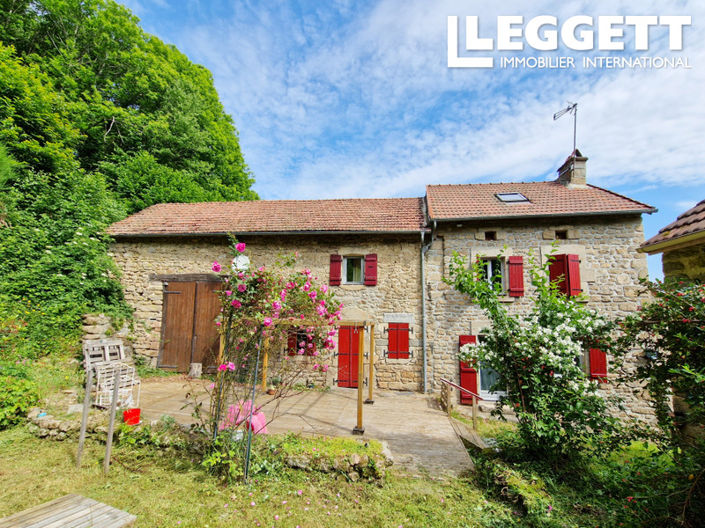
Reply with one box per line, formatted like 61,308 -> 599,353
107,151 -> 656,419
639,199 -> 705,281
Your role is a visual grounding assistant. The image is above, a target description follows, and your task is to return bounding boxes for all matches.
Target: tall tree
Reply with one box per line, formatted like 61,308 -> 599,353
0,0 -> 256,350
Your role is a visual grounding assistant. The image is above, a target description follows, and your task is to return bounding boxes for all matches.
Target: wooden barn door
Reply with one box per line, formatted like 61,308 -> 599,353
337,325 -> 361,388
160,279 -> 221,372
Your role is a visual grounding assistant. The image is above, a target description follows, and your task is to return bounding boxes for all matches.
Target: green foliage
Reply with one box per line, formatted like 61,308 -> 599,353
617,279 -> 705,443
0,0 -> 256,358
118,416 -> 187,450
477,429 -> 705,528
201,431 -> 284,482
447,249 -> 631,459
0,373 -> 38,429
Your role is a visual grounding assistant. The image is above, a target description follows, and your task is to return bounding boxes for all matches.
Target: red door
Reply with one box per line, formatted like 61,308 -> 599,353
338,326 -> 360,388
458,335 -> 478,405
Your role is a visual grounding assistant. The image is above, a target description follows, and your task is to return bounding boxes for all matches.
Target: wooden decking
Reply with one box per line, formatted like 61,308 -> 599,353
0,494 -> 136,528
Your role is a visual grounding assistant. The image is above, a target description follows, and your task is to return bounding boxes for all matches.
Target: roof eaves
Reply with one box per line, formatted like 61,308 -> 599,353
638,230 -> 705,254
109,228 -> 430,238
428,209 -> 651,223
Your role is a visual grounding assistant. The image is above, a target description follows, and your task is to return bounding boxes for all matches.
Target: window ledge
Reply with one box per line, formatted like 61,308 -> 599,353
498,296 -> 517,303
340,284 -> 365,291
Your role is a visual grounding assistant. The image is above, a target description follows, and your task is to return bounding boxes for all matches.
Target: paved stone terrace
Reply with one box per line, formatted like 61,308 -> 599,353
139,377 -> 473,476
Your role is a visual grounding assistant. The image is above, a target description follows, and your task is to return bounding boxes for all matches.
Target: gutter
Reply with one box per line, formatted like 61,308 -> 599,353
419,217 -> 436,394
638,230 -> 705,255
427,208 -> 657,223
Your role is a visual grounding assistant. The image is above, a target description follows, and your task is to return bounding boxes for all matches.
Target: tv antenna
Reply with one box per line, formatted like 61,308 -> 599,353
553,102 -> 578,155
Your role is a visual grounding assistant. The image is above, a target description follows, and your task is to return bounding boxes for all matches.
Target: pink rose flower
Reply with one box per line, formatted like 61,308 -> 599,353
225,290 -> 232,296
231,299 -> 242,308
236,242 -> 246,253
303,283 -> 311,292
309,291 -> 317,300
212,261 -> 221,272
321,364 -> 329,373
263,317 -> 272,327
320,284 -> 328,293
238,284 -> 247,292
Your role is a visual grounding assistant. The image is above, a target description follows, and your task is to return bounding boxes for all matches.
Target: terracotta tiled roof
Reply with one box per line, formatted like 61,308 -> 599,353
641,199 -> 705,250
426,182 -> 655,220
107,198 -> 427,236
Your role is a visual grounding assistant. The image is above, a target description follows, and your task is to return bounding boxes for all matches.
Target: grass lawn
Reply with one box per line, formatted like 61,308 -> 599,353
0,427 -> 520,528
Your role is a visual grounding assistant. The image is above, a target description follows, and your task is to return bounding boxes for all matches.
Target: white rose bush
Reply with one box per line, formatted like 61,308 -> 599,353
448,251 -> 634,460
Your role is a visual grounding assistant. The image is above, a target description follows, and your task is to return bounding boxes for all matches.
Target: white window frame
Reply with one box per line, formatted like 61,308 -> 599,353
475,335 -> 507,401
479,257 -> 506,290
343,256 -> 364,285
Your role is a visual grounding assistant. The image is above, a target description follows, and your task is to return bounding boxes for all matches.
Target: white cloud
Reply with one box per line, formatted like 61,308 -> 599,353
127,0 -> 705,202
675,200 -> 698,211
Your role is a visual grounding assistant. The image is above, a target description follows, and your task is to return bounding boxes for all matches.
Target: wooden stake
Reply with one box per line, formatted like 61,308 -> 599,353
261,338 -> 269,392
353,325 -> 365,435
76,367 -> 93,468
103,366 -> 121,476
365,323 -> 375,404
472,395 -> 478,431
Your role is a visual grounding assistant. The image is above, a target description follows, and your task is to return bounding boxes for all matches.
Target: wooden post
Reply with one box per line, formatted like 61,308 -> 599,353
352,325 -> 365,435
103,366 -> 121,476
76,367 -> 93,468
472,395 -> 478,431
365,323 -> 375,404
218,334 -> 225,365
261,339 -> 269,392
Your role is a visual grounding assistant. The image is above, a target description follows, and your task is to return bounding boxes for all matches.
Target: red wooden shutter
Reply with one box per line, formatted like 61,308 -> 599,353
458,335 -> 478,404
329,254 -> 342,286
549,254 -> 568,295
507,256 -> 524,297
388,323 -> 409,359
388,323 -> 398,358
287,331 -> 297,356
364,254 -> 377,286
589,348 -> 608,382
566,254 -> 582,297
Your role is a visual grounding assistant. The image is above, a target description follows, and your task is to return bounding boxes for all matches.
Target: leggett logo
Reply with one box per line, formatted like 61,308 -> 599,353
448,15 -> 692,70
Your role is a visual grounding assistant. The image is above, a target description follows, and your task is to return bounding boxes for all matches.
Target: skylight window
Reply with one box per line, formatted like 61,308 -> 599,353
496,192 -> 529,203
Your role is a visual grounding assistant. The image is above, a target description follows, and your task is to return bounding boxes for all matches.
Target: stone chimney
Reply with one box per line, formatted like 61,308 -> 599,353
556,149 -> 588,188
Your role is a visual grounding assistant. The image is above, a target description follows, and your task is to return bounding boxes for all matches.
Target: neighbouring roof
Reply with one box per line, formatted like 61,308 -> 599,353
107,198 -> 427,237
640,199 -> 705,254
425,182 -> 655,221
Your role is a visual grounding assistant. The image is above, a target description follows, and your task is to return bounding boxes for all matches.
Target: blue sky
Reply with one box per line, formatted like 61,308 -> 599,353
120,1 -> 703,279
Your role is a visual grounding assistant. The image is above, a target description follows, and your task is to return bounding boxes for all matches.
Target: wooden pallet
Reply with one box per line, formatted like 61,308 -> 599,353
0,494 -> 136,528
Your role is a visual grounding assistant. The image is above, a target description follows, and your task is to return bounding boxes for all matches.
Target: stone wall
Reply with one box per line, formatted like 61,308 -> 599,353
109,234 -> 425,391
424,215 -> 654,423
82,313 -> 132,356
662,244 -> 705,281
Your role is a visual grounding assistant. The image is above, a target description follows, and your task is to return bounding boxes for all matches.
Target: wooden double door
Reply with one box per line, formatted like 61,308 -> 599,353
159,279 -> 221,372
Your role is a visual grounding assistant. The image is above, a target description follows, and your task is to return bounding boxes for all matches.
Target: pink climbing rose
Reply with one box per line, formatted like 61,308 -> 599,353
238,283 -> 247,292
212,261 -> 222,272
231,299 -> 242,308
263,317 -> 272,327
236,242 -> 246,253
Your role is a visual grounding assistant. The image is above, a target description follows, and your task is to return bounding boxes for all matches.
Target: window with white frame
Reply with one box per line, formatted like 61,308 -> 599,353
479,257 -> 504,288
343,256 -> 364,284
476,335 -> 506,400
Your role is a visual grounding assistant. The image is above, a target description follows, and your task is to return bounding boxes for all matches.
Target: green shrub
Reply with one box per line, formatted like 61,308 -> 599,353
0,375 -> 38,429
